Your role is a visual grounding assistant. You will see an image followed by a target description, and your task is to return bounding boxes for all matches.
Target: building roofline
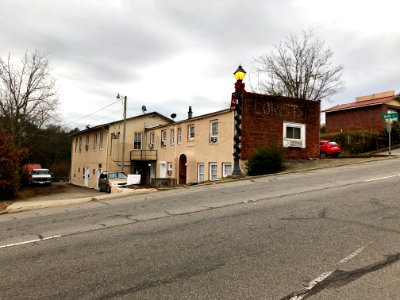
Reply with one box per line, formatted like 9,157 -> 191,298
146,108 -> 232,131
323,94 -> 400,113
69,111 -> 173,136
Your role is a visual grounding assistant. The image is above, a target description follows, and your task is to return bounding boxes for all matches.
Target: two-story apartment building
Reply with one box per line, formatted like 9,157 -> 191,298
70,112 -> 171,189
137,107 -> 234,185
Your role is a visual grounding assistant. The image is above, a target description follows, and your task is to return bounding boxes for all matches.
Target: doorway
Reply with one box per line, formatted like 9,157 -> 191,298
179,154 -> 187,185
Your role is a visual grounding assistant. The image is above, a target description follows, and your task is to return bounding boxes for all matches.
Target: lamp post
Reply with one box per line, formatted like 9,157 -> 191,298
232,65 -> 246,176
116,93 -> 127,172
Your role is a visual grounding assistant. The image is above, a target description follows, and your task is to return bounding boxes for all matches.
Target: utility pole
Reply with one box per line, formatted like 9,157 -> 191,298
117,94 -> 127,172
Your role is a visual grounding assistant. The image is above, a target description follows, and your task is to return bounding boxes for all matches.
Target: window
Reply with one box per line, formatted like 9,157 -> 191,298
99,130 -> 103,150
209,163 -> 218,181
210,120 -> 218,143
93,133 -> 98,151
149,132 -> 155,148
134,132 -> 142,150
177,127 -> 182,144
79,137 -> 82,152
167,162 -> 173,176
170,129 -> 175,145
283,122 -> 306,148
75,138 -> 78,152
222,163 -> 232,177
198,163 -> 205,182
85,135 -> 89,151
161,130 -> 167,147
188,124 -> 195,140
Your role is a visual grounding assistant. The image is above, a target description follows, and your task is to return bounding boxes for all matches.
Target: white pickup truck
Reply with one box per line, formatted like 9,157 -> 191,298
30,169 -> 52,186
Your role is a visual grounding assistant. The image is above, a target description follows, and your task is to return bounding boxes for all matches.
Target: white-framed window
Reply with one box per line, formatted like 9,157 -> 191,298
222,162 -> 232,177
198,163 -> 205,182
75,137 -> 78,152
188,124 -> 195,140
149,132 -> 155,148
170,129 -> 175,145
79,137 -> 82,152
210,120 -> 218,143
93,133 -> 98,151
209,163 -> 218,181
99,130 -> 103,151
283,122 -> 306,148
134,132 -> 142,150
161,130 -> 167,147
177,127 -> 182,144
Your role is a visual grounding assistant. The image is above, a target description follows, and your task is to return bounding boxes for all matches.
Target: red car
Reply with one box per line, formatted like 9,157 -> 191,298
320,140 -> 341,158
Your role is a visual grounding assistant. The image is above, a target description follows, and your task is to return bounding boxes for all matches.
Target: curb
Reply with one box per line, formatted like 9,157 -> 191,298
2,155 -> 397,214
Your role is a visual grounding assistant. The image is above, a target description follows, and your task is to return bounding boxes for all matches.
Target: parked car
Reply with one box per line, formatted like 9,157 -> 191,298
320,140 -> 341,158
98,171 -> 128,193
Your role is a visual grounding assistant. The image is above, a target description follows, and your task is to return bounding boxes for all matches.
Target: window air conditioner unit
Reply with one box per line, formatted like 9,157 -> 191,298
210,136 -> 218,143
167,170 -> 172,176
148,143 -> 154,149
287,139 -> 303,148
161,141 -> 166,147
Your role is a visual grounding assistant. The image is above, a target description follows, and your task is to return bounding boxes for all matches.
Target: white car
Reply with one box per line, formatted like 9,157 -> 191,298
98,171 -> 128,193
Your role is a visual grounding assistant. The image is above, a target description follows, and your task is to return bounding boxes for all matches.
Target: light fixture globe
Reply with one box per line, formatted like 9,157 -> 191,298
233,65 -> 246,81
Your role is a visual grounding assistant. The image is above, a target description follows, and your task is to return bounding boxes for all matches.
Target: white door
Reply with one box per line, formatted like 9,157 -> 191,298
96,168 -> 102,190
160,161 -> 166,178
84,167 -> 89,187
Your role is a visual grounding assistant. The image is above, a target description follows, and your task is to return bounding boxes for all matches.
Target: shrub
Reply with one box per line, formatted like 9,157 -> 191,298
246,146 -> 284,176
0,133 -> 27,200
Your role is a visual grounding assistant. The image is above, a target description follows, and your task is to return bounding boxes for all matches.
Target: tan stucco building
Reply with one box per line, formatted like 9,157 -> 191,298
69,112 -> 171,189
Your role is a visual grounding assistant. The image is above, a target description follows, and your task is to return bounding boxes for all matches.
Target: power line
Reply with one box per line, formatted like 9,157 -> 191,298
62,99 -> 122,128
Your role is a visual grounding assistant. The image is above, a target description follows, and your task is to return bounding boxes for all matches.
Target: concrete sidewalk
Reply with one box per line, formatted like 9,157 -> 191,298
2,155 -> 397,214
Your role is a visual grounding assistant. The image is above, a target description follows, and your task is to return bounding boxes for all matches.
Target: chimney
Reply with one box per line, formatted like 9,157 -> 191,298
188,106 -> 193,119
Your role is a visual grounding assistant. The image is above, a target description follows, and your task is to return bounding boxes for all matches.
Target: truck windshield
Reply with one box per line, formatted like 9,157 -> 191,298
32,170 -> 50,175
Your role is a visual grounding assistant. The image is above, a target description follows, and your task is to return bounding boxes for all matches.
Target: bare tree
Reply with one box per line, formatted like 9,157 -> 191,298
0,50 -> 59,147
252,31 -> 343,101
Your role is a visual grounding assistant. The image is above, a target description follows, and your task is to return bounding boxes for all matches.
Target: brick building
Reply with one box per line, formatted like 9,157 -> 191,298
242,92 -> 321,159
324,91 -> 400,133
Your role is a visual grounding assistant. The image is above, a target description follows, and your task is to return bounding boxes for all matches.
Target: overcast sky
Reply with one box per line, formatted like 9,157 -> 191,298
1,0 -> 399,129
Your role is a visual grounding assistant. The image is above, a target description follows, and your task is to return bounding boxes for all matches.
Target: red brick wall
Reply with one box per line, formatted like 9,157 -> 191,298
325,105 -> 388,133
241,93 -> 320,159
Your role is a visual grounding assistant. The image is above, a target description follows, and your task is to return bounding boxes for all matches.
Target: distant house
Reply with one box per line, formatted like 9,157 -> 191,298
69,93 -> 321,189
323,91 -> 400,133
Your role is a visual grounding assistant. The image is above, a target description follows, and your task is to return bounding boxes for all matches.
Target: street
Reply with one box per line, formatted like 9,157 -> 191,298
1,158 -> 400,299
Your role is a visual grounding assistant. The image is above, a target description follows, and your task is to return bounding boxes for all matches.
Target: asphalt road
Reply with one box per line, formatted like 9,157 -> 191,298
1,157 -> 400,299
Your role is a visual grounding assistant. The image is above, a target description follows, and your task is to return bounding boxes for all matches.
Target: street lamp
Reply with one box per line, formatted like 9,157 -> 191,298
232,65 -> 246,176
116,93 -> 127,172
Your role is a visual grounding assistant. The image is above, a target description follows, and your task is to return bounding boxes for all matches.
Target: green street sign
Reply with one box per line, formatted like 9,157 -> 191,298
381,112 -> 398,120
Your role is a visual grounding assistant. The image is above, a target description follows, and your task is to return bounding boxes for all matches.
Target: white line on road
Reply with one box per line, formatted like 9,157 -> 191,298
364,174 -> 399,182
290,245 -> 367,300
339,246 -> 366,264
0,235 -> 61,249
